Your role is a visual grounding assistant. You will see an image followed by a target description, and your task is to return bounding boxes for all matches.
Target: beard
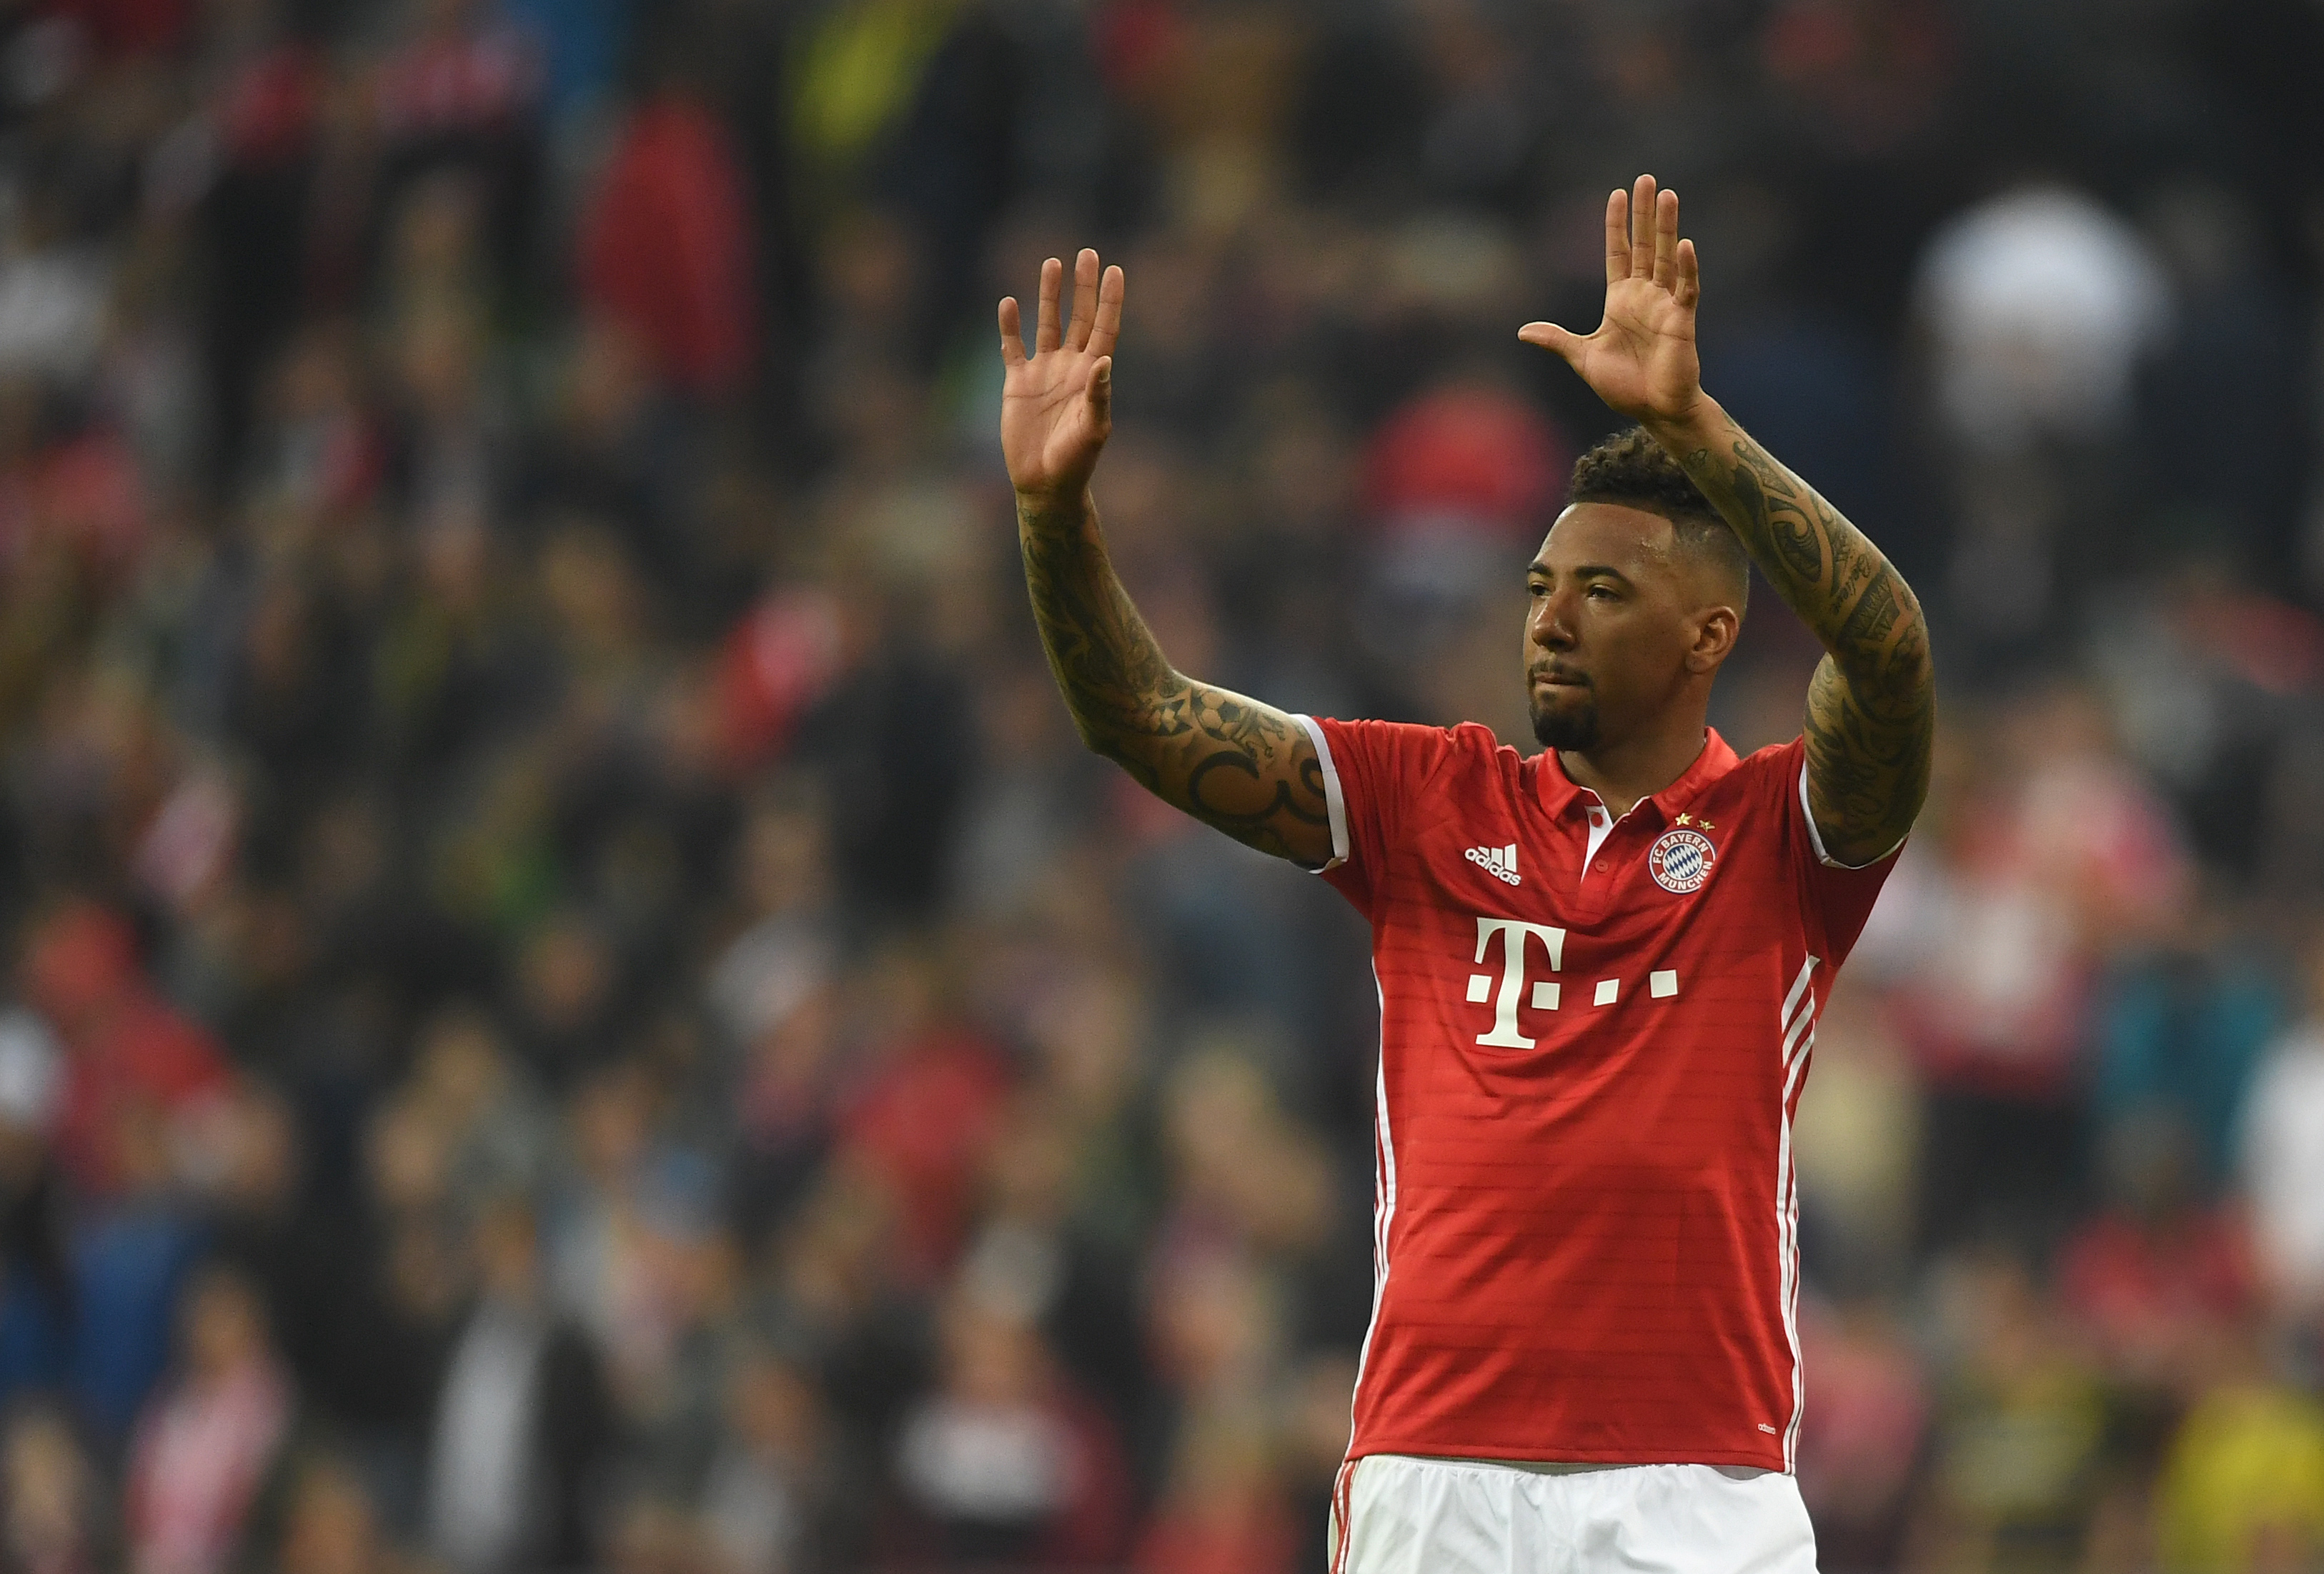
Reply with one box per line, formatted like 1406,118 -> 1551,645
1530,688 -> 1600,751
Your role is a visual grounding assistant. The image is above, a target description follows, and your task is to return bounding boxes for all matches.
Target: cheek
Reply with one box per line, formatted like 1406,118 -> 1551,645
1590,618 -> 1672,697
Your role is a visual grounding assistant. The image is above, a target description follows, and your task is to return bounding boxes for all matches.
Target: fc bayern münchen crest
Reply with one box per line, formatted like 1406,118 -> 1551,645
1648,827 -> 1716,894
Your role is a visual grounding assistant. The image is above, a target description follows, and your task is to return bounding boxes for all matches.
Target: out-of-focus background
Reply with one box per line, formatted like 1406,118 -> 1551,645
0,0 -> 2318,1570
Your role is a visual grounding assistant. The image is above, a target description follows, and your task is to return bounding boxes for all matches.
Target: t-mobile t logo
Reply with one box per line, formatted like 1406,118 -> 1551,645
1468,916 -> 1566,1048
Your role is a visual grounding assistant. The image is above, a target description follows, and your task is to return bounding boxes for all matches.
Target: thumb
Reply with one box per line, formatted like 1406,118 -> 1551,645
1086,356 -> 1113,426
1517,322 -> 1585,365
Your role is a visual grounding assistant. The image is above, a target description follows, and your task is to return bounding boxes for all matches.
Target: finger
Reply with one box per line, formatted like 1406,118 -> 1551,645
1086,355 -> 1113,427
1630,174 -> 1657,278
1518,321 -> 1585,365
1653,188 -> 1679,289
1604,188 -> 1629,285
998,297 -> 1026,368
1066,249 -> 1100,351
1088,264 -> 1126,360
1036,257 -> 1063,352
1676,239 -> 1700,311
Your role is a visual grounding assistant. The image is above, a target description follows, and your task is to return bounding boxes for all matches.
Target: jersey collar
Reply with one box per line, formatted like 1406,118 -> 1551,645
1534,728 -> 1741,826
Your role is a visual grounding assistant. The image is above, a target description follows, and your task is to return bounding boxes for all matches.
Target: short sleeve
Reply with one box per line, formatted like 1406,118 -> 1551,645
1293,716 -> 1461,917
1774,736 -> 1905,964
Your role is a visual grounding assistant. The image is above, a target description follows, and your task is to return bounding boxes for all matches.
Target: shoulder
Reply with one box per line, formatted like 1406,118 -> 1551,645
1416,721 -> 1524,802
1308,716 -> 1506,788
1311,715 -> 1494,753
1452,721 -> 1518,768
1729,735 -> 1809,784
1692,735 -> 1809,820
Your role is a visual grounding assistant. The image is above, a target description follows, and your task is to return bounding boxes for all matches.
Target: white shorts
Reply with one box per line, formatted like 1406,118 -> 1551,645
1329,1454 -> 1819,1574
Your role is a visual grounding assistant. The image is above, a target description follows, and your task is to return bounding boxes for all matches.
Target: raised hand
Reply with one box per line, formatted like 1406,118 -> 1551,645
1520,175 -> 1702,426
1000,249 -> 1124,504
1526,178 -> 1935,866
997,245 -> 1334,868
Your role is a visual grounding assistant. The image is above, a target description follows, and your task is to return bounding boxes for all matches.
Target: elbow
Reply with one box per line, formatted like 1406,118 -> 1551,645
1862,635 -> 1936,718
1066,711 -> 1131,764
1068,677 -> 1186,763
1893,657 -> 1937,718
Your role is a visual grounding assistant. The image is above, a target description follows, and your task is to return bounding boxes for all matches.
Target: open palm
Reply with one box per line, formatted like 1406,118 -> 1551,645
1000,249 -> 1124,502
1521,175 -> 1704,426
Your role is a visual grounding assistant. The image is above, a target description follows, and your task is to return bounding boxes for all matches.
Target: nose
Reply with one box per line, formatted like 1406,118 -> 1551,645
1530,586 -> 1576,650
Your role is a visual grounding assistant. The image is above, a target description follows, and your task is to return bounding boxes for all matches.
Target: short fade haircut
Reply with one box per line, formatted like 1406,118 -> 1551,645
1569,427 -> 1750,611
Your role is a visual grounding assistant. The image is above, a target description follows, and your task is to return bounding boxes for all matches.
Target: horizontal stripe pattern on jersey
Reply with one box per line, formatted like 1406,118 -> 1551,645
1301,718 -> 1899,1472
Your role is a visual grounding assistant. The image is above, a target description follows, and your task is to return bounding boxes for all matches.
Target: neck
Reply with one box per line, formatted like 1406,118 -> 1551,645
1556,710 -> 1711,818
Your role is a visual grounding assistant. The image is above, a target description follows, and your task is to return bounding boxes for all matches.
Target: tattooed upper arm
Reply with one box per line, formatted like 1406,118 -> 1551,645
1017,494 -> 1336,868
1139,683 -> 1336,866
1666,417 -> 1935,865
1803,649 -> 1933,866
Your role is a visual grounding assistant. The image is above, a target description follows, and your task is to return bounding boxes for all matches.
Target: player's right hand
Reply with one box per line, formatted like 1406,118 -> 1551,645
1000,249 -> 1124,507
1519,175 -> 1704,429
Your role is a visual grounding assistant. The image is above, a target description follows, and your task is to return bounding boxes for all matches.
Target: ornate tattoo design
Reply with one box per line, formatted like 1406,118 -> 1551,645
1677,427 -> 1935,865
1017,495 -> 1335,865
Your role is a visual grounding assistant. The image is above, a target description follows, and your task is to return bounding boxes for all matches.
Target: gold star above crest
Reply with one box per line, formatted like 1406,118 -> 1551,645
1674,813 -> 1714,830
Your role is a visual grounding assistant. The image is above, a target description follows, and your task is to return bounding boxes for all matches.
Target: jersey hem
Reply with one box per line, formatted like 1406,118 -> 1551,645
1347,1440 -> 1789,1474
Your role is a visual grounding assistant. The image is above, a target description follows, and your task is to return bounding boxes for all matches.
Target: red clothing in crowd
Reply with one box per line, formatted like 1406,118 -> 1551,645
1136,1492 -> 1298,1574
24,904 -> 232,1198
0,432 -> 150,583
372,20 -> 539,142
45,0 -> 188,59
1363,383 -> 1569,539
214,43 -> 325,168
840,1028 -> 1010,1280
577,99 -> 758,400
2058,1208 -> 2257,1370
124,1359 -> 291,1574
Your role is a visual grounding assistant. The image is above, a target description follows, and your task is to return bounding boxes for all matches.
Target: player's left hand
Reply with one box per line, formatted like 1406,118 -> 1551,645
1520,174 -> 1703,427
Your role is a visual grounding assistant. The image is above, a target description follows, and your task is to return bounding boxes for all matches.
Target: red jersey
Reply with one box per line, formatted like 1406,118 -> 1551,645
1296,716 -> 1900,1472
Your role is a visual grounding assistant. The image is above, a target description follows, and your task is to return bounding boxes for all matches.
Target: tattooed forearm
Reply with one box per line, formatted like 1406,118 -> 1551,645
1654,405 -> 1935,864
1016,493 -> 1336,866
1016,494 -> 1187,741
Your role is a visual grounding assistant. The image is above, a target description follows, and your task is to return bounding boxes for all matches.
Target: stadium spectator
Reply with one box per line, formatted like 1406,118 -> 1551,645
890,1288 -> 1131,1568
68,1099 -> 206,1442
0,1012 -> 70,1410
203,1083 -> 349,1407
266,1452 -> 401,1574
576,61 -> 756,402
2153,1354 -> 2324,1573
694,1337 -> 841,1574
423,1195 -> 607,1574
24,904 -> 230,1203
121,1266 -> 294,1574
0,1402 -> 106,1574
2240,926 -> 2324,1313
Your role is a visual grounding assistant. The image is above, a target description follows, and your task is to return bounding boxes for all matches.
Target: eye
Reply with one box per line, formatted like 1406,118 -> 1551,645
1527,581 -> 1549,599
1586,584 -> 1619,601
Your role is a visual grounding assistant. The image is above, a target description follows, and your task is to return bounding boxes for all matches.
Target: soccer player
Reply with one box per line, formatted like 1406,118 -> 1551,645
998,174 -> 1935,1571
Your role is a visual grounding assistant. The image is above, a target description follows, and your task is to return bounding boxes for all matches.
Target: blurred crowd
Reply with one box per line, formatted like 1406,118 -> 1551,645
0,0 -> 2318,1571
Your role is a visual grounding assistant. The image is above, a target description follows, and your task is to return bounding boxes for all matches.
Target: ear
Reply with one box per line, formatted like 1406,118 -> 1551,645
1683,604 -> 1739,675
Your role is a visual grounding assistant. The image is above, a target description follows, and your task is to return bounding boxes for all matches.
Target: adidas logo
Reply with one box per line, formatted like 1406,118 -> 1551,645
1464,842 -> 1521,886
